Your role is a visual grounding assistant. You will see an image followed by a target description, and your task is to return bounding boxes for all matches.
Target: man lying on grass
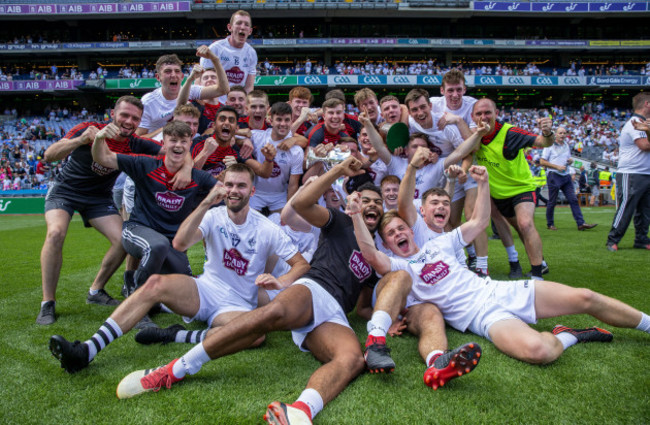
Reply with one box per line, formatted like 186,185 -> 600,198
350,164 -> 650,387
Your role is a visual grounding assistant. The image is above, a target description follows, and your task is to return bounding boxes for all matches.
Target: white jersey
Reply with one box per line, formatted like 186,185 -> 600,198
412,215 -> 466,264
251,129 -> 304,194
429,95 -> 478,129
140,86 -> 203,132
389,228 -> 495,332
408,112 -> 464,158
618,115 -> 650,175
368,158 -> 387,186
268,213 -> 319,277
198,206 -> 298,305
200,37 -> 257,103
386,156 -> 445,200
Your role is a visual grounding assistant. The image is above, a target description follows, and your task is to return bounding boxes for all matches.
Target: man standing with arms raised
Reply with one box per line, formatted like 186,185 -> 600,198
200,10 -> 257,102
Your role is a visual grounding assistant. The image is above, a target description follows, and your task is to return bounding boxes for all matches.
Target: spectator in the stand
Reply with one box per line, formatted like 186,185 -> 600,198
540,127 -> 597,231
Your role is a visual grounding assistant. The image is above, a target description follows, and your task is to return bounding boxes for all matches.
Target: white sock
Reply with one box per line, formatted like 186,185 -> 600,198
88,288 -> 99,295
554,332 -> 578,350
542,259 -> 548,268
505,245 -> 518,263
636,313 -> 650,333
367,310 -> 392,338
174,342 -> 211,378
426,350 -> 444,367
476,256 -> 488,271
466,245 -> 476,257
296,388 -> 323,419
85,317 -> 123,361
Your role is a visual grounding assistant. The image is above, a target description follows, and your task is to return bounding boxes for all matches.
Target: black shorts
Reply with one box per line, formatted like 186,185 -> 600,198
492,191 -> 536,218
45,182 -> 119,227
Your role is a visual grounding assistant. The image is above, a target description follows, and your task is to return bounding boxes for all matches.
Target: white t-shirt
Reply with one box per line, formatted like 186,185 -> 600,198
386,156 -> 445,200
618,116 -> 650,175
251,129 -> 304,194
408,112 -> 464,158
429,95 -> 478,129
200,37 -> 257,103
140,86 -> 203,132
198,206 -> 298,305
541,142 -> 572,177
268,213 -> 319,277
412,215 -> 466,264
368,158 -> 387,186
389,228 -> 495,332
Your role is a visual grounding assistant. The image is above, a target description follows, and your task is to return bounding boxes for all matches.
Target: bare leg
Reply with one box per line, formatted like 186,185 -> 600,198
374,271 -> 412,321
88,214 -> 126,291
513,201 -> 543,265
302,322 -> 366,406
489,319 -> 563,364
405,303 -> 447,362
534,281 -> 643,328
41,209 -> 72,301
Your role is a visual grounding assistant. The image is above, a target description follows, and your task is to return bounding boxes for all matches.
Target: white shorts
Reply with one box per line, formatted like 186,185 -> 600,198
122,176 -> 136,214
183,275 -> 256,327
249,190 -> 287,212
451,174 -> 478,203
466,279 -> 537,341
291,278 -> 351,352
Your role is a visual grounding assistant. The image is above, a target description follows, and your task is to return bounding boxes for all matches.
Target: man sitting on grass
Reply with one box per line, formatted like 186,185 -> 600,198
350,164 -> 650,377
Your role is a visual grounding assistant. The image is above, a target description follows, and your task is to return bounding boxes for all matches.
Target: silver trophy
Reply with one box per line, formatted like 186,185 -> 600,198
305,147 -> 351,170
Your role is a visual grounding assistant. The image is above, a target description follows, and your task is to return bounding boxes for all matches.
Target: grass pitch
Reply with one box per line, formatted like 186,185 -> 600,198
0,206 -> 648,424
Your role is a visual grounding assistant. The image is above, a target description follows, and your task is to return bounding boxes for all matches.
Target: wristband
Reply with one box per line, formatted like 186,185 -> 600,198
542,130 -> 554,138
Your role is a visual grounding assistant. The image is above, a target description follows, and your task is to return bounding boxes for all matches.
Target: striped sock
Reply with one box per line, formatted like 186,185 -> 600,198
85,318 -> 123,362
175,330 -> 207,344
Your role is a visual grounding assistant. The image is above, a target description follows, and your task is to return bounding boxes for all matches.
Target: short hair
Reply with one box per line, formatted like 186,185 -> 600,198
247,90 -> 268,105
380,175 -> 401,187
229,85 -> 247,96
378,210 -> 404,241
173,104 -> 201,119
288,86 -> 312,103
162,120 -> 192,139
225,162 -> 255,183
441,69 -> 467,88
155,54 -> 183,73
408,132 -> 429,146
325,89 -> 346,102
354,88 -> 378,107
421,187 -> 450,203
114,95 -> 143,113
404,88 -> 430,108
356,182 -> 382,198
322,98 -> 345,111
472,97 -> 497,115
230,10 -> 251,25
632,92 -> 650,111
270,102 -> 292,117
379,95 -> 399,106
216,105 -> 239,121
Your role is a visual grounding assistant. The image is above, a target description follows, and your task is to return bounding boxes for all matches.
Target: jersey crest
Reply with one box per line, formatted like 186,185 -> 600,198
349,249 -> 372,281
420,261 -> 449,285
155,191 -> 185,212
91,161 -> 115,176
223,248 -> 249,276
226,66 -> 245,84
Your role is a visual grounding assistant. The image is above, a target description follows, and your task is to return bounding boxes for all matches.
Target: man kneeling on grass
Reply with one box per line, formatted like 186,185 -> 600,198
351,165 -> 650,384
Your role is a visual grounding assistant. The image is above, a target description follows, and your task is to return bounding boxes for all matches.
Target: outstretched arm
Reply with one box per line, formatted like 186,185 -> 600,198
359,109 -> 392,165
533,117 -> 555,148
397,146 -> 434,227
292,156 -> 365,228
458,165 -> 490,243
442,120 -> 490,169
196,45 -> 230,100
44,125 -> 98,162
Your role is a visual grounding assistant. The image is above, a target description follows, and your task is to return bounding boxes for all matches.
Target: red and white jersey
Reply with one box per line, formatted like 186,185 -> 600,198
429,95 -> 478,129
390,228 -> 493,332
251,129 -> 303,194
140,86 -> 203,132
408,112 -> 464,158
200,38 -> 257,103
198,206 -> 298,305
386,156 -> 445,200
